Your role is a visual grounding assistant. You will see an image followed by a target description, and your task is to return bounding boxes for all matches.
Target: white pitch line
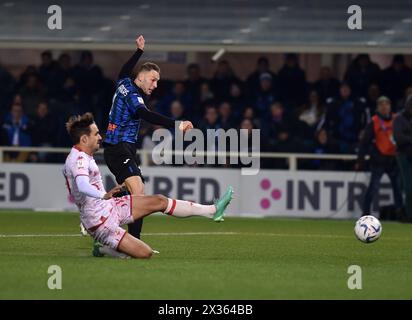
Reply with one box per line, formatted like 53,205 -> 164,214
0,232 -> 239,238
0,232 -> 407,241
144,232 -> 239,236
0,234 -> 81,238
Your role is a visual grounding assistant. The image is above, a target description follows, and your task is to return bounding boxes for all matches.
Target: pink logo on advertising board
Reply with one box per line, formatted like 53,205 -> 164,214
260,179 -> 282,209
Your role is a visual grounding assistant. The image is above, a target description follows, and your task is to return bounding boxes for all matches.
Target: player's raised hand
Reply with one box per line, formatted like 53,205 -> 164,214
179,121 -> 194,133
103,185 -> 124,200
136,35 -> 145,50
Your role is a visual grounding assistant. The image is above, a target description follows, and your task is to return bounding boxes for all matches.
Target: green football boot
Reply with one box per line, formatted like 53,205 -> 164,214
92,240 -> 104,257
213,186 -> 234,222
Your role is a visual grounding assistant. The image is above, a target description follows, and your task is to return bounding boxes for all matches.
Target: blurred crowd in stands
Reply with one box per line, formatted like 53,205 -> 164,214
1,51 -> 412,169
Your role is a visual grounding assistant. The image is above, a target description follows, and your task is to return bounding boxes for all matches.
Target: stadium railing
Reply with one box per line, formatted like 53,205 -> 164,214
0,146 -> 360,171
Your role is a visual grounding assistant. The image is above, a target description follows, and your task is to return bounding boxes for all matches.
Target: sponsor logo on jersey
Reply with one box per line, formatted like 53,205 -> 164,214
107,123 -> 117,132
76,157 -> 84,169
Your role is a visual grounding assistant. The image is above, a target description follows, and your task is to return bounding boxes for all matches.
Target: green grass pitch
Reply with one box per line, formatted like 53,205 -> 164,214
0,210 -> 411,299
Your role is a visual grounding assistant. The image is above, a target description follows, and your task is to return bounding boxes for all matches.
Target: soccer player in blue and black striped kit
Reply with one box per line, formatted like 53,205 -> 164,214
103,35 -> 193,240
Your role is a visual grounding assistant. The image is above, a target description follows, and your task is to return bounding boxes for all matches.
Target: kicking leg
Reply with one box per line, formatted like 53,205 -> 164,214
130,186 -> 234,222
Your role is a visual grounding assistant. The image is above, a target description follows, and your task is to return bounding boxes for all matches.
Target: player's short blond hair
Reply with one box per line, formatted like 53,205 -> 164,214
134,62 -> 160,77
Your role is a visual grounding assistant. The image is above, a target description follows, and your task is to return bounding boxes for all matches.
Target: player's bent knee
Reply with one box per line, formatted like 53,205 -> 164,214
141,249 -> 153,259
133,246 -> 153,259
155,194 -> 168,208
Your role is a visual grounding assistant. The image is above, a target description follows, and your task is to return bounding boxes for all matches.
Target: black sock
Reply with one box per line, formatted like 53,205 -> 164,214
128,218 -> 143,239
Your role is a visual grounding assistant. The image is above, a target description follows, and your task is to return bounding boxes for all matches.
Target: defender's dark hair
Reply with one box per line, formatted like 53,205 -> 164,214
65,112 -> 95,144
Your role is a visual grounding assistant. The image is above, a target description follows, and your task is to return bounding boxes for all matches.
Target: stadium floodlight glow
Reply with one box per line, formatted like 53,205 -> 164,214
211,48 -> 226,62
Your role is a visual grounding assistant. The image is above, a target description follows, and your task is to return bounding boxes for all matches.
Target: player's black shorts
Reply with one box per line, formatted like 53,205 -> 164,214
103,142 -> 145,185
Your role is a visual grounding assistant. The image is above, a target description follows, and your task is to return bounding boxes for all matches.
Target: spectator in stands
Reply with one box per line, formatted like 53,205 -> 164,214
218,102 -> 237,130
2,102 -> 32,147
17,65 -> 37,90
246,57 -> 277,97
19,72 -> 47,118
314,66 -> 340,103
310,129 -> 339,170
261,102 -> 297,151
54,53 -> 73,98
30,101 -> 59,162
210,60 -> 242,102
365,83 -> 381,120
199,82 -> 215,105
167,100 -> 189,159
228,83 -> 246,118
278,53 -> 307,108
196,82 -> 216,124
51,75 -> 87,124
296,89 -> 325,136
324,83 -> 367,153
39,51 -> 57,79
397,85 -> 412,111
254,73 -> 278,118
31,101 -> 58,147
11,94 -> 23,109
170,100 -> 186,122
242,106 -> 261,129
239,117 -> 259,153
198,105 -> 221,166
2,102 -> 32,162
199,105 -> 221,133
380,54 -> 412,106
0,63 -> 16,115
344,54 -> 380,98
52,76 -> 88,148
156,81 -> 192,117
270,124 -> 304,169
72,50 -> 103,99
184,63 -> 207,106
38,50 -> 58,96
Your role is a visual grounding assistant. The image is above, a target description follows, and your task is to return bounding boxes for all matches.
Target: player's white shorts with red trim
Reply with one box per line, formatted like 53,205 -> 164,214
90,195 -> 134,249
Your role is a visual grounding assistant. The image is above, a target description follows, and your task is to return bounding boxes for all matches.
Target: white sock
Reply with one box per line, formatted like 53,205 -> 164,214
99,246 -> 130,259
164,198 -> 216,218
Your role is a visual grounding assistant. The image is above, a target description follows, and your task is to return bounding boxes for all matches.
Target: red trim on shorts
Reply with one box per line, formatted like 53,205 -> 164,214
168,199 -> 177,215
88,216 -> 108,232
116,231 -> 127,250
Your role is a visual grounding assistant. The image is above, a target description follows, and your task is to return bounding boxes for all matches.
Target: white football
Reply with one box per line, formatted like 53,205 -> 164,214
354,215 -> 382,243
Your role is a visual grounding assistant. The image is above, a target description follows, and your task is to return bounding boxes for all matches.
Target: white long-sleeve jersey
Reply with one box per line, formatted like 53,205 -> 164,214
63,146 -> 112,230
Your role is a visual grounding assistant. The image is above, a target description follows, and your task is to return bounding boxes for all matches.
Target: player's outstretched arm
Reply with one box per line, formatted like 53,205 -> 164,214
136,107 -> 193,132
118,35 -> 145,80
